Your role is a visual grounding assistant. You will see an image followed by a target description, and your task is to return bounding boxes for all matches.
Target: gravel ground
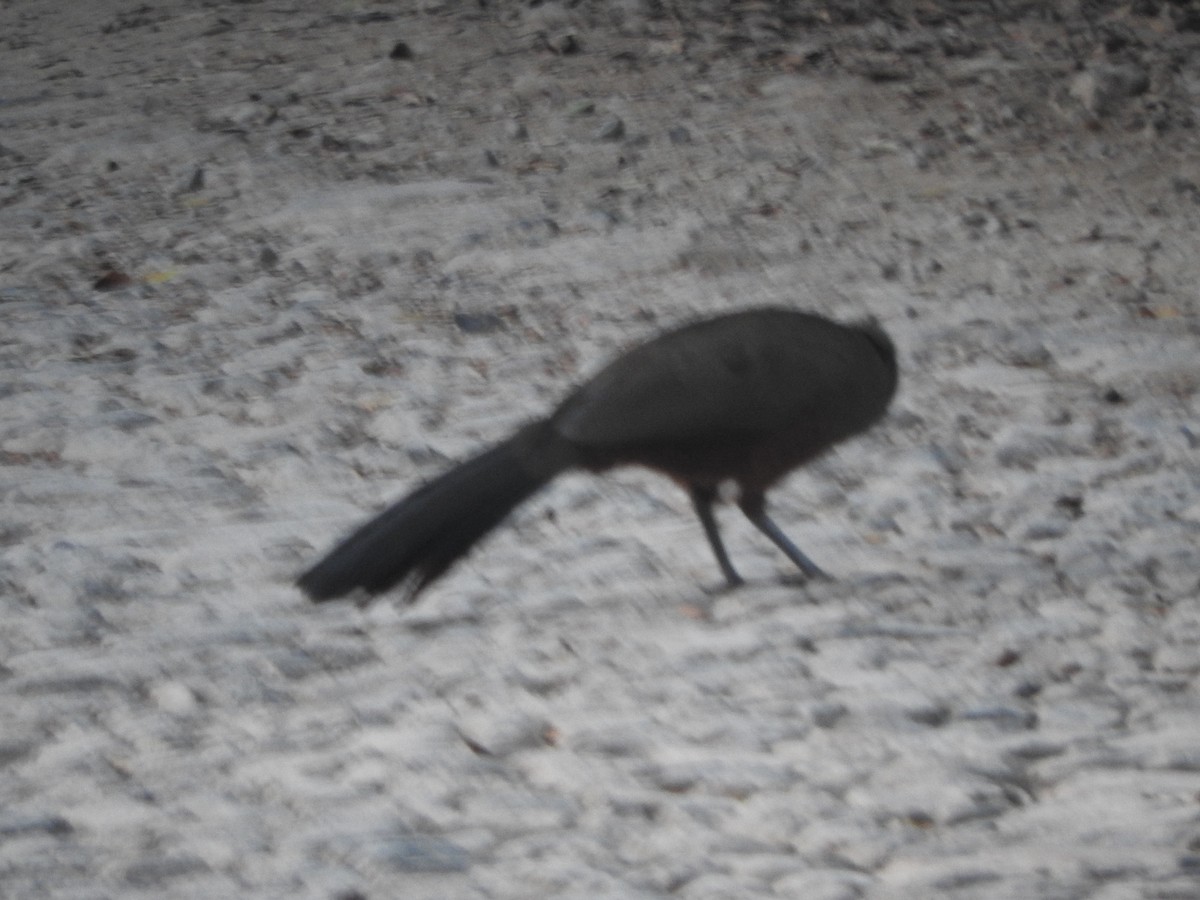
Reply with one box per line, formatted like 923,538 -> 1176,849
2,2 -> 1199,898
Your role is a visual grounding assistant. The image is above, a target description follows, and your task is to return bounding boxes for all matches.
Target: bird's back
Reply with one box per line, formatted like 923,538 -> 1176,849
552,308 -> 897,464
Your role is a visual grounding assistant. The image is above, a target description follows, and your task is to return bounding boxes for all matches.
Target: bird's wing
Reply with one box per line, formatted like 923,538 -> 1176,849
553,311 -> 859,447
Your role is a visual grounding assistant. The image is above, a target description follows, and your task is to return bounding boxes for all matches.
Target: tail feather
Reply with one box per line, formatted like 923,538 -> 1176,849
298,422 -> 568,602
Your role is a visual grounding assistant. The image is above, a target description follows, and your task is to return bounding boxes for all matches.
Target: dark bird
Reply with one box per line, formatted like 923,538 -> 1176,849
298,307 -> 898,603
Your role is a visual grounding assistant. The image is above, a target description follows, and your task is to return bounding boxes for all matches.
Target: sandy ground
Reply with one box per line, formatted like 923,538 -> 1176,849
3,2 -> 1200,898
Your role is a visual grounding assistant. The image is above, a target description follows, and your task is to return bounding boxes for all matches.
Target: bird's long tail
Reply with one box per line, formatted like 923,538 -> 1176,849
297,421 -> 572,602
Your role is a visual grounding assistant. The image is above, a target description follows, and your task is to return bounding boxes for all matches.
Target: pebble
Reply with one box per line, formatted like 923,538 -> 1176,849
771,870 -> 873,900
811,702 -> 849,729
1069,63 -> 1150,117
958,705 -> 1037,731
456,711 -> 555,757
1023,520 -> 1068,540
547,32 -> 579,55
149,680 -> 200,715
994,428 -> 1075,469
453,312 -> 506,334
1003,336 -> 1054,368
1004,740 -> 1066,762
509,216 -> 559,245
667,125 -> 692,145
374,834 -> 470,873
1154,645 -> 1200,675
0,814 -> 73,837
125,855 -> 210,887
905,703 -> 952,727
594,115 -> 625,142
270,642 -> 379,680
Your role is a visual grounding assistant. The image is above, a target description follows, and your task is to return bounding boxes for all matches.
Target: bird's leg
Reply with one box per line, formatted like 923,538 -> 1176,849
689,484 -> 743,587
738,491 -> 828,580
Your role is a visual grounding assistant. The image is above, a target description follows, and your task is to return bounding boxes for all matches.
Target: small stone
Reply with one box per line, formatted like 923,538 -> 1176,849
0,814 -> 73,837
583,207 -> 619,232
668,125 -> 692,145
1070,64 -> 1149,116
906,703 -> 951,727
389,40 -> 412,60
1023,520 -> 1067,541
149,680 -> 200,715
547,32 -> 579,55
995,429 -> 1071,469
571,724 -> 651,756
929,441 -> 968,475
177,166 -> 204,193
375,834 -> 469,873
1055,494 -> 1084,518
510,216 -> 559,245
773,869 -> 873,900
109,409 -> 161,432
812,702 -> 848,728
1004,337 -> 1053,368
125,855 -> 209,887
453,312 -> 505,334
959,705 -> 1037,730
93,270 -> 133,291
1155,645 -> 1200,674
1005,741 -> 1066,762
595,115 -> 625,142
456,711 -> 554,757
1172,176 -> 1200,203
0,740 -> 36,767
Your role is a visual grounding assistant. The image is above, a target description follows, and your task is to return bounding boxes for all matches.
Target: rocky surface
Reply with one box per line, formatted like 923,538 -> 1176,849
2,1 -> 1199,897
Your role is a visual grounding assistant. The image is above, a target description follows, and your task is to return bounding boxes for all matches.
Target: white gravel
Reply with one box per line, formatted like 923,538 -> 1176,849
2,2 -> 1198,898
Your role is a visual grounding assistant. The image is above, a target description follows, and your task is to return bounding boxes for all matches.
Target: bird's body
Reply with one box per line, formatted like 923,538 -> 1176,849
298,307 -> 897,602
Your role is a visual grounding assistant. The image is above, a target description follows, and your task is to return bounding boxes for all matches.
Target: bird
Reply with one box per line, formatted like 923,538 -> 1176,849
297,307 -> 898,603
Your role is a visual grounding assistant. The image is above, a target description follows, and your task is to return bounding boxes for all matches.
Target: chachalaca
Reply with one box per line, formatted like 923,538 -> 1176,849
298,307 -> 898,602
